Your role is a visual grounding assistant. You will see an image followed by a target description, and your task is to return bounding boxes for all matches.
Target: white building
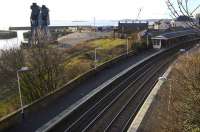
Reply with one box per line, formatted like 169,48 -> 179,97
154,20 -> 171,30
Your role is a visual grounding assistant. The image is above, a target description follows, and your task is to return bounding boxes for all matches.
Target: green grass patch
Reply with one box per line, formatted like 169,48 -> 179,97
0,95 -> 20,118
88,38 -> 126,49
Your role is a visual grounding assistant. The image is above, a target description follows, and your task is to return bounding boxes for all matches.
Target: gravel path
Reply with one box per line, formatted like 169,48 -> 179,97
57,32 -> 112,47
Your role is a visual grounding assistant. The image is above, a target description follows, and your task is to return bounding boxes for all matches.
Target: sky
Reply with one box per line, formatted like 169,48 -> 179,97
0,0 -> 199,29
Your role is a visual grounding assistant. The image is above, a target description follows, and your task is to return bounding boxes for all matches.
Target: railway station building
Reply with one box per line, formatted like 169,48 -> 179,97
151,29 -> 199,49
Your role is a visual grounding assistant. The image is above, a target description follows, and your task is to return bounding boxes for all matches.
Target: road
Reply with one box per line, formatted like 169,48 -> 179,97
7,49 -> 157,132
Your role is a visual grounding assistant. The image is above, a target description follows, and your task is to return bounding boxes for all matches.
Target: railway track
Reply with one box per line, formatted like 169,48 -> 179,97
79,52 -> 175,132
46,43 -> 195,132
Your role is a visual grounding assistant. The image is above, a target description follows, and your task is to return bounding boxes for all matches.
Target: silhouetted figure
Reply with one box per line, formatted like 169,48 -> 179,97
30,3 -> 40,46
29,3 -> 50,46
41,5 -> 50,37
30,3 -> 40,27
41,5 -> 50,26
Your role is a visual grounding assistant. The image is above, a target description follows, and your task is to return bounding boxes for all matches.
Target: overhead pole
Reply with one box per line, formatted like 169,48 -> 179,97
94,17 -> 96,32
136,8 -> 142,21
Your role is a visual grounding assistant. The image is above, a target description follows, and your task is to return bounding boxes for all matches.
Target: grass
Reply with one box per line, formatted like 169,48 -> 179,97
139,49 -> 200,132
63,38 -> 127,81
87,38 -> 126,49
0,95 -> 20,118
0,37 -> 128,119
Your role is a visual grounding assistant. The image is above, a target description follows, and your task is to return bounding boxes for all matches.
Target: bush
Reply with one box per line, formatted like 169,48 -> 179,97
21,47 -> 66,103
0,48 -> 25,95
65,59 -> 92,80
169,52 -> 200,131
132,41 -> 147,52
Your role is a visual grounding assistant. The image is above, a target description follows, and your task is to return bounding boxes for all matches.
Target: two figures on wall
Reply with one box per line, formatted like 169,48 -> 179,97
30,3 -> 50,46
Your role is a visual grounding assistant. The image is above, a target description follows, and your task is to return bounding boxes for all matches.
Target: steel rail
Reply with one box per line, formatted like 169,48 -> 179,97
64,58 -> 157,131
83,53 -> 173,132
104,55 -> 175,132
81,59 -> 164,132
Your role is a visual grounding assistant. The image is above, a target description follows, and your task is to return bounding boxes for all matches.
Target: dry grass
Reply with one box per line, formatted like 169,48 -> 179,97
139,49 -> 200,132
0,37 -> 139,119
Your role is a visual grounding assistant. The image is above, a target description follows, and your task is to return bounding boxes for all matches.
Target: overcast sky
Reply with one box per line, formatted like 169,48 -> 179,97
0,0 -> 199,29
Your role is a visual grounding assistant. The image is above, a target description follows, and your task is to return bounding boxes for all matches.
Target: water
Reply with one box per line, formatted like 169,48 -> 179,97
51,19 -> 157,27
0,38 -> 19,50
51,20 -> 119,26
0,20 -> 118,50
0,19 -> 157,50
0,31 -> 27,50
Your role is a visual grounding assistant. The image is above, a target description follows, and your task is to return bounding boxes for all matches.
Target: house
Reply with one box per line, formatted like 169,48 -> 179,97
171,15 -> 194,28
153,20 -> 171,30
118,21 -> 148,38
196,13 -> 200,26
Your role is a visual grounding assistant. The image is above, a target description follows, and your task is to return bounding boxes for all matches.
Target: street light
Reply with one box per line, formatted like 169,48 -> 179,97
147,33 -> 149,48
158,76 -> 175,131
126,37 -> 132,55
179,48 -> 189,57
158,76 -> 174,112
94,47 -> 103,69
17,66 -> 30,116
126,38 -> 129,55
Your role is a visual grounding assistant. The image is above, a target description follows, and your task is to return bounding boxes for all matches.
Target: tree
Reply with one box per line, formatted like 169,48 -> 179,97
20,46 -> 66,103
0,48 -> 25,92
166,0 -> 200,29
0,46 -> 66,104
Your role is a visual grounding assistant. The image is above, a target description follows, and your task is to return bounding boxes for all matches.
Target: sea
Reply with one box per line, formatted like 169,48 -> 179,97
0,19 -> 158,50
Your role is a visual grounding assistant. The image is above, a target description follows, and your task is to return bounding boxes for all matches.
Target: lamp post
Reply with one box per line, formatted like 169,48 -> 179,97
179,48 -> 188,57
158,76 -> 178,129
147,34 -> 149,48
95,47 -> 103,69
17,67 -> 30,116
126,37 -> 132,55
126,38 -> 129,55
158,76 -> 173,112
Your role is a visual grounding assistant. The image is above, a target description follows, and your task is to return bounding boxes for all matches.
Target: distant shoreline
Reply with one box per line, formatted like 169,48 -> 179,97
0,31 -> 17,39
72,21 -> 88,22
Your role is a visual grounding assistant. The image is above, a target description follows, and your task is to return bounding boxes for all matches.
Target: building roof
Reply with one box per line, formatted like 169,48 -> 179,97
176,15 -> 193,22
118,22 -> 148,33
152,29 -> 198,40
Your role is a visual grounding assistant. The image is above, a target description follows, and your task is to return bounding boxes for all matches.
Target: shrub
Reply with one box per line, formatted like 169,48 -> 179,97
132,41 -> 147,51
64,59 -> 92,80
21,47 -> 66,103
169,52 -> 200,131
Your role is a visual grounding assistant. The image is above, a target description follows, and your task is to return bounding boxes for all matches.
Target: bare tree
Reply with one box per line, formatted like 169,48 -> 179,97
20,46 -> 66,103
166,0 -> 200,29
0,46 -> 67,104
0,48 -> 25,93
